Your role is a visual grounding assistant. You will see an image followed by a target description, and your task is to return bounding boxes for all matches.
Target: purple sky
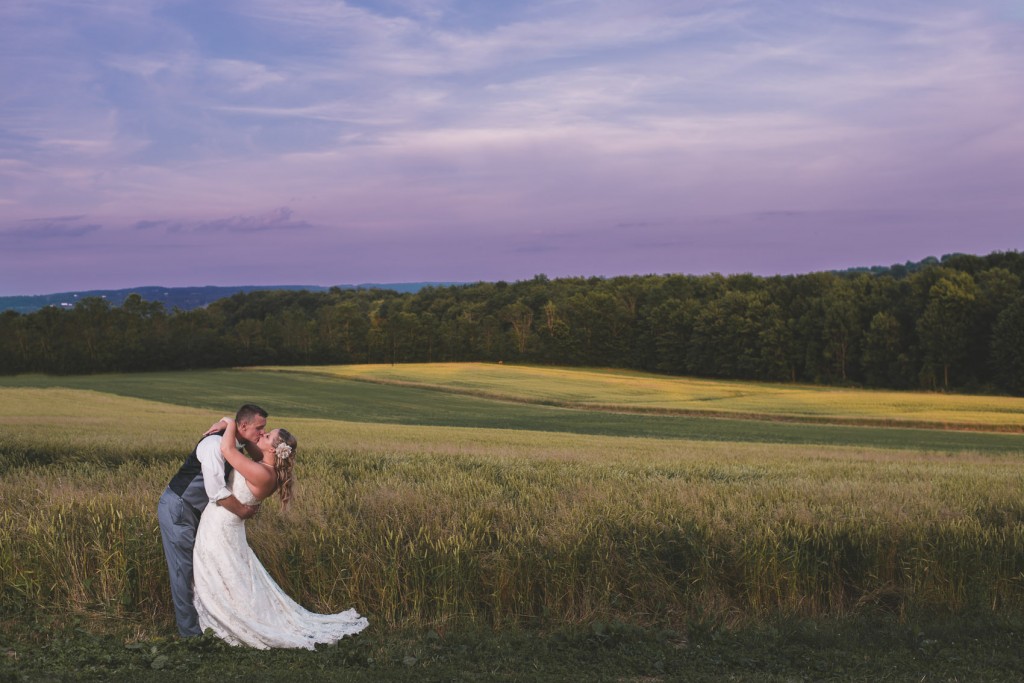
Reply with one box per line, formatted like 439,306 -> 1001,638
2,1 -> 1023,295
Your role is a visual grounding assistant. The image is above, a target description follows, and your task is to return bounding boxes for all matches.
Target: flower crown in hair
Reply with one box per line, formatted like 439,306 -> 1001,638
275,442 -> 293,461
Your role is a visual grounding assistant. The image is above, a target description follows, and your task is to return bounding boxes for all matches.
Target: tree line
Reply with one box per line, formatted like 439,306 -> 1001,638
3,251 -> 1024,395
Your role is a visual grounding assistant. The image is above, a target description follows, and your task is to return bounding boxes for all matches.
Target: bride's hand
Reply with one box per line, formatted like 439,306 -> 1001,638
203,416 -> 234,436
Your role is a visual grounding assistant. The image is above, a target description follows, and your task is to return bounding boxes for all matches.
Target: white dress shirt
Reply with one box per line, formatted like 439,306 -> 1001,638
196,434 -> 244,505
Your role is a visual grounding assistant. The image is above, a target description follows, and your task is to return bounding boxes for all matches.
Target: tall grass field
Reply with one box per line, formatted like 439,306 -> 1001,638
2,367 -> 1024,680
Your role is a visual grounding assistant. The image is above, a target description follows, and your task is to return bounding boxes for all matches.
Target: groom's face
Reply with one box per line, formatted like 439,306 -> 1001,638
237,414 -> 268,445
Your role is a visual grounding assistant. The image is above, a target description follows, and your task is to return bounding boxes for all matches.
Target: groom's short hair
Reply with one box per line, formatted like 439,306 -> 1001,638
236,404 -> 268,423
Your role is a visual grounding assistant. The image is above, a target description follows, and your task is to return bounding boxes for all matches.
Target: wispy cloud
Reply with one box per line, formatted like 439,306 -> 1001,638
3,216 -> 103,241
132,218 -> 186,233
132,207 -> 313,234
198,207 -> 313,233
205,59 -> 286,92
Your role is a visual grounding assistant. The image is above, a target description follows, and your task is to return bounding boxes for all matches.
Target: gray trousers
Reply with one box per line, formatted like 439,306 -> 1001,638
157,487 -> 203,637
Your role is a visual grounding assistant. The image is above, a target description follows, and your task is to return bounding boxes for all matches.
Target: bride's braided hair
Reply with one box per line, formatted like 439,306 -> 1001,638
271,428 -> 297,510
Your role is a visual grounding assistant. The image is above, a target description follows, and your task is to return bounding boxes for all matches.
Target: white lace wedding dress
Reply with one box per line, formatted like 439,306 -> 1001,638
193,470 -> 369,649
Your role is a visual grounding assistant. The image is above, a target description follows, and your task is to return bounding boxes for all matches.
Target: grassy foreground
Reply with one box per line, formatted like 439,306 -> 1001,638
4,615 -> 1023,681
3,369 -> 1024,680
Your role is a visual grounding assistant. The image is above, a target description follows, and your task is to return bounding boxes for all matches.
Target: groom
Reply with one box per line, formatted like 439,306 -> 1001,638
157,403 -> 268,637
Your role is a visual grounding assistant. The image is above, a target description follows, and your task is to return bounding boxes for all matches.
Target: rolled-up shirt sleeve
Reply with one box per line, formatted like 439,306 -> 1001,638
196,435 -> 232,504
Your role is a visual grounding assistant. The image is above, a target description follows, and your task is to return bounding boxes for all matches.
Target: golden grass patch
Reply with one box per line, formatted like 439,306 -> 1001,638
275,363 -> 1024,430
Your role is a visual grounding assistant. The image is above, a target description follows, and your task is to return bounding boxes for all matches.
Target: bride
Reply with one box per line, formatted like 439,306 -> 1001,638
192,417 -> 368,649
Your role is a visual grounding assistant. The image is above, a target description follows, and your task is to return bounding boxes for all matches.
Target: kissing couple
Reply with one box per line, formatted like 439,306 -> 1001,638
157,404 -> 368,649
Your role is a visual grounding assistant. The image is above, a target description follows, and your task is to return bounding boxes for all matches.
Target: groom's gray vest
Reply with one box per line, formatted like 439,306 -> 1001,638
167,430 -> 234,513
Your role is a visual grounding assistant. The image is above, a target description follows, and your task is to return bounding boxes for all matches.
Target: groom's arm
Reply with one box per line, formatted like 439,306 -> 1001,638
217,495 -> 259,520
196,435 -> 233,504
196,434 -> 259,520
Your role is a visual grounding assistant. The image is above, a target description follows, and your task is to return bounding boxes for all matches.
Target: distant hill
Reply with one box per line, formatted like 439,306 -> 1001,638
833,256 -> 943,278
2,252 -> 1014,313
0,283 -> 464,314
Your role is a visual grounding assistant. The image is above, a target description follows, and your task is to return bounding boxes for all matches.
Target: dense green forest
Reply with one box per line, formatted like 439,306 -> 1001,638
3,251 -> 1024,394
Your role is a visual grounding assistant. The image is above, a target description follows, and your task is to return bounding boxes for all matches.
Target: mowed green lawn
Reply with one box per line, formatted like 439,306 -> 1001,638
1,367 -> 1022,453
